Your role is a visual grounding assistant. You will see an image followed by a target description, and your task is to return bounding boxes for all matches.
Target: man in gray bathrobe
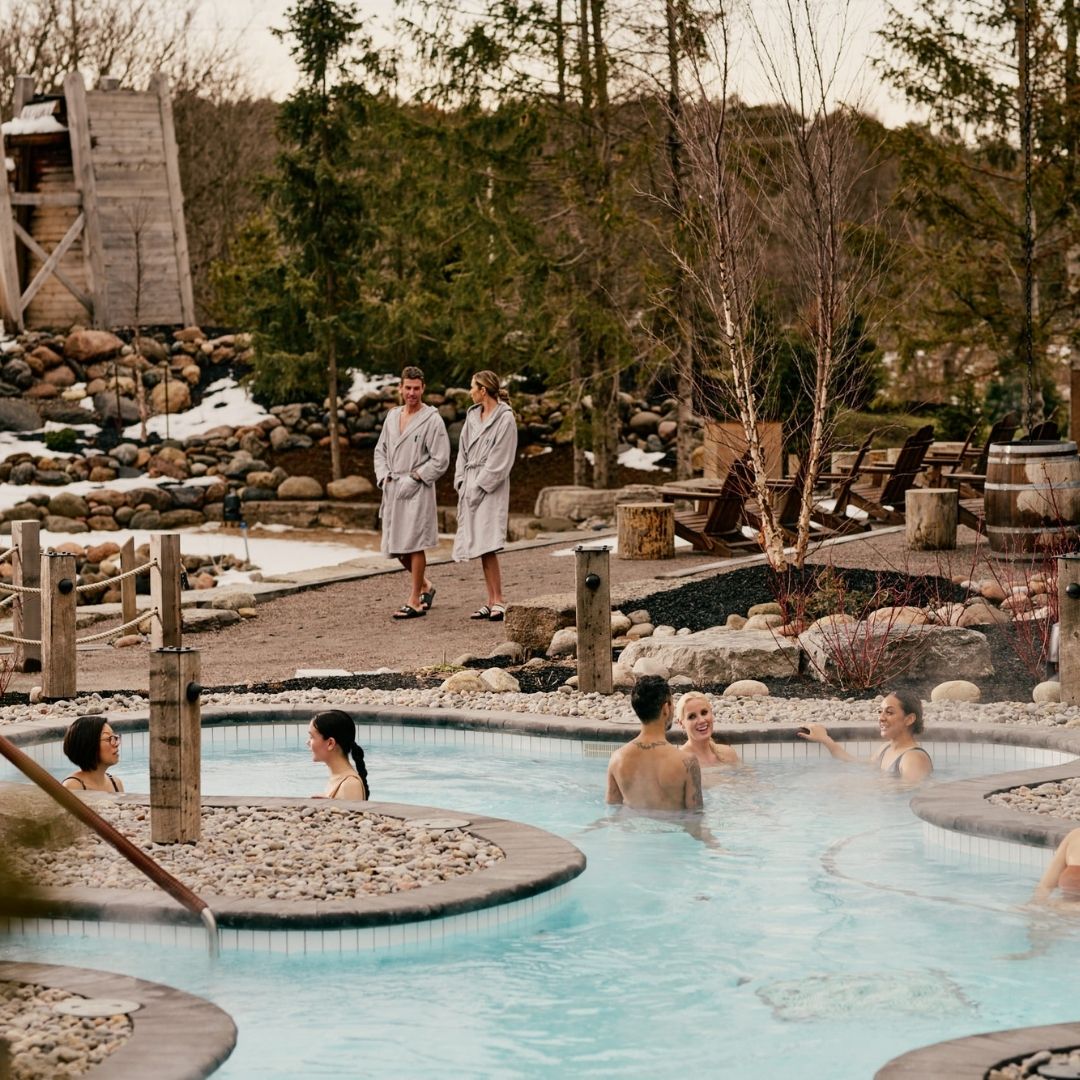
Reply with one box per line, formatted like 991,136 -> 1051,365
373,366 -> 451,618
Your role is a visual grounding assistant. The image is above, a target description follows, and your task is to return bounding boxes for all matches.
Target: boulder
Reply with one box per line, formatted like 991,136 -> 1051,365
723,679 -> 770,697
626,623 -> 654,640
1033,680 -> 1061,703
182,608 -> 241,632
0,399 -> 41,432
611,612 -> 632,636
126,487 -> 173,512
747,602 -> 783,617
112,443 -> 139,466
128,509 -> 162,530
865,605 -> 929,628
631,657 -> 670,678
744,613 -> 783,631
612,663 -> 636,689
47,492 -> 90,519
505,595 -> 576,651
159,509 -> 205,528
439,670 -> 489,693
326,475 -> 376,500
43,515 -> 88,533
63,329 -> 124,362
278,475 -> 324,499
151,379 -> 191,414
619,628 -> 801,683
799,622 -> 993,684
86,541 -> 121,563
957,603 -> 1010,628
210,589 -> 257,611
930,680 -> 981,703
547,627 -> 578,658
92,392 -> 140,424
168,486 -> 206,511
43,365 -> 75,387
628,410 -> 662,434
479,668 -> 521,692
486,641 -> 526,664
533,484 -> 659,522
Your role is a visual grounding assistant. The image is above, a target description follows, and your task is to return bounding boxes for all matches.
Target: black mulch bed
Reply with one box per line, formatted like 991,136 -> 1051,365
623,563 -> 1044,704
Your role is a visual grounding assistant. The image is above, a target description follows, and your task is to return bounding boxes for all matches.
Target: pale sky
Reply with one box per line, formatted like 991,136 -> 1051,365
194,0 -> 919,128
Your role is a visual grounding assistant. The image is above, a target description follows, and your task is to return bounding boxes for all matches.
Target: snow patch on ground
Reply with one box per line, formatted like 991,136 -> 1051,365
583,448 -> 669,472
37,526 -> 370,578
124,377 -> 272,440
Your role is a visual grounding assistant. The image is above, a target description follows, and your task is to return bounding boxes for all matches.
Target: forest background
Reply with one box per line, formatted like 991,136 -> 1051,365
2,0 -> 1079,497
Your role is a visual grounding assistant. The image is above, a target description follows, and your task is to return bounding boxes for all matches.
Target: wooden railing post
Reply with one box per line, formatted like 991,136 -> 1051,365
1059,554 -> 1080,704
11,521 -> 40,672
575,546 -> 613,695
150,533 -> 181,649
119,537 -> 137,628
41,551 -> 76,700
149,646 -> 201,844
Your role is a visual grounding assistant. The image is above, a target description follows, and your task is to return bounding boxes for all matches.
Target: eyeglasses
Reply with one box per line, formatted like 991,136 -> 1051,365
100,734 -> 121,747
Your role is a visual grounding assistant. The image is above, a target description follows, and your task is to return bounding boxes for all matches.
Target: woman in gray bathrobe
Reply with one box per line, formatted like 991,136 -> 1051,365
374,366 -> 451,618
453,371 -> 518,621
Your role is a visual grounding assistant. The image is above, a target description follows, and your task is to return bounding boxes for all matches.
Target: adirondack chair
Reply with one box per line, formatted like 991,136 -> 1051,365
741,448 -> 844,544
660,453 -> 758,555
820,425 -> 935,528
944,410 -> 1021,499
808,433 -> 876,535
1028,419 -> 1059,441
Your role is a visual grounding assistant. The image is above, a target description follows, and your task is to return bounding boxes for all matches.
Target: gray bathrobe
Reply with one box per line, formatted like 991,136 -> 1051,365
373,404 -> 450,556
453,401 -> 518,561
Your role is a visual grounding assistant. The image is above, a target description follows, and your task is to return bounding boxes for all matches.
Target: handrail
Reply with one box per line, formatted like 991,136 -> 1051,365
0,733 -> 219,957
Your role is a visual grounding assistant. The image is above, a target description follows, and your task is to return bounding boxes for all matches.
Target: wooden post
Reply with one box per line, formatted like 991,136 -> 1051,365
149,647 -> 201,843
0,128 -> 21,332
11,521 -> 40,672
151,533 -> 181,649
119,537 -> 137,628
1060,555 -> 1080,704
41,552 -> 77,700
13,75 -> 35,114
151,73 -> 196,327
575,546 -> 613,695
616,502 -> 675,560
63,72 -> 109,327
905,489 -> 958,551
1071,359 -> 1080,443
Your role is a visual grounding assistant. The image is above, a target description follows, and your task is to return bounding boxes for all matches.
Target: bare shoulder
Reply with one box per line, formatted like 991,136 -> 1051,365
714,743 -> 739,765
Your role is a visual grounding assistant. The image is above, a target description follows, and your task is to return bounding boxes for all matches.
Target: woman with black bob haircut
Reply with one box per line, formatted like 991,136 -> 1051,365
307,709 -> 370,800
62,714 -> 125,792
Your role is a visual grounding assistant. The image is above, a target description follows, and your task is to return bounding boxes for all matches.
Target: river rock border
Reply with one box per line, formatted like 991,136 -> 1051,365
0,961 -> 236,1080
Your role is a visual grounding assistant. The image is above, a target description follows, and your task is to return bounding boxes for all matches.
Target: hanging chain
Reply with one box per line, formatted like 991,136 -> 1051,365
1022,0 -> 1037,429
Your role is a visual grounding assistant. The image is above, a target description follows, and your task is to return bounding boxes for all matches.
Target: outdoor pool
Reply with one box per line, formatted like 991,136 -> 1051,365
3,723 -> 1079,1078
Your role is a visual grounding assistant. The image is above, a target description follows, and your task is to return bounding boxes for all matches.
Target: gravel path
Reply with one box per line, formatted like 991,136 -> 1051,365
2,525 -> 1005,696
0,981 -> 132,1078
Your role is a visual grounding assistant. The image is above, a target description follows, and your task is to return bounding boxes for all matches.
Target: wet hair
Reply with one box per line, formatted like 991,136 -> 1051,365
887,690 -> 924,735
400,366 -> 425,385
674,692 -> 711,728
631,675 -> 672,724
311,709 -> 370,796
472,370 -> 510,404
63,714 -> 109,771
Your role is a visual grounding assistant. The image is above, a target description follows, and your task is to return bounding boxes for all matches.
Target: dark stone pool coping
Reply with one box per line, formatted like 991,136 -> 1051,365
1,792 -> 585,931
0,960 -> 236,1079
874,1022 -> 1080,1079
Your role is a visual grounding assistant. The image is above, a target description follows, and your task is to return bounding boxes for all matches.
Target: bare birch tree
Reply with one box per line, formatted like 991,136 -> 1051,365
660,0 -> 889,570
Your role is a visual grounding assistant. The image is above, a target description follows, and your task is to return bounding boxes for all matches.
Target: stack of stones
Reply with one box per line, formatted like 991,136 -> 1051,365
0,325 -> 695,497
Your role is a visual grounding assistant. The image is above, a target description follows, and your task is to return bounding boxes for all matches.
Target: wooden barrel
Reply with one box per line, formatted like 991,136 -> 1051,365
984,440 -> 1080,555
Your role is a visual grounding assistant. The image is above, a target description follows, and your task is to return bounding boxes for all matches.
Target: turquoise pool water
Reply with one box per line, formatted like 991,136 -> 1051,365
3,725 -> 1079,1078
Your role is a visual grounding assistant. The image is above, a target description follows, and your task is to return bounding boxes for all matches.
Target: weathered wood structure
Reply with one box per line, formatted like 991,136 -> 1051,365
0,72 -> 194,331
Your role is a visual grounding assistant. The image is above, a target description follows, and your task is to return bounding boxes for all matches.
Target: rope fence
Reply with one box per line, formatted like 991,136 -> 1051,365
75,560 -> 156,595
0,547 -> 13,563
75,609 -> 160,645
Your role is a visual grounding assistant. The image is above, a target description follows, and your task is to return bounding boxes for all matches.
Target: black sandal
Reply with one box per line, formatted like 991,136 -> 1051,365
420,586 -> 436,610
489,604 -> 506,622
393,604 -> 426,620
470,605 -> 492,620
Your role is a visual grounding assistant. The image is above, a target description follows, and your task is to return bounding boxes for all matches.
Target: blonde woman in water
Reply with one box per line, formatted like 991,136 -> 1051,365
676,692 -> 739,767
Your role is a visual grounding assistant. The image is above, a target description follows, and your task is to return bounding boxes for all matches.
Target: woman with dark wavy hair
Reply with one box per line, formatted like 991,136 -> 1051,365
308,710 -> 369,800
797,690 -> 933,782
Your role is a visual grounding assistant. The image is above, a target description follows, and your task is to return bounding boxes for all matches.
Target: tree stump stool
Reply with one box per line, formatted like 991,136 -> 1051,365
905,488 -> 957,550
617,502 -> 674,560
